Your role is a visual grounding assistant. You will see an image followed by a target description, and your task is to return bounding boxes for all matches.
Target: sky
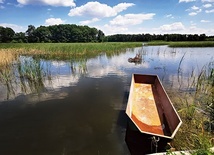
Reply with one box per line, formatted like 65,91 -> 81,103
0,0 -> 214,36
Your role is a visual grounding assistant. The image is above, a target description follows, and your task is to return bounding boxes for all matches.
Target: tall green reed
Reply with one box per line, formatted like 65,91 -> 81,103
172,59 -> 214,153
17,57 -> 45,94
0,42 -> 142,60
0,65 -> 16,100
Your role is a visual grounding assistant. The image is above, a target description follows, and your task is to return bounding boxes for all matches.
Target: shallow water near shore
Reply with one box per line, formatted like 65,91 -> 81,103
0,46 -> 213,155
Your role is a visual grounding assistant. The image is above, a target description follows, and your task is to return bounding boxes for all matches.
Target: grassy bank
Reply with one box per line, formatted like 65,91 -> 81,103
147,41 -> 214,47
0,42 -> 143,62
0,42 -> 143,51
170,62 -> 214,154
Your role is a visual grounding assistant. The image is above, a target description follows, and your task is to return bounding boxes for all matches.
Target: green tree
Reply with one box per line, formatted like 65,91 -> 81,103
199,34 -> 206,41
34,26 -> 51,42
0,26 -> 4,42
26,25 -> 38,43
97,30 -> 105,42
13,32 -> 27,43
0,27 -> 15,43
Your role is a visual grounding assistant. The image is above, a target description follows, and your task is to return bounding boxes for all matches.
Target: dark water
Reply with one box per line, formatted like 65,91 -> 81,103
0,76 -> 129,155
0,46 -> 213,155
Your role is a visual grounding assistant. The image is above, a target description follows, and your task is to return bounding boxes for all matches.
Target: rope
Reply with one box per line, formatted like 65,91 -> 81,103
151,136 -> 160,153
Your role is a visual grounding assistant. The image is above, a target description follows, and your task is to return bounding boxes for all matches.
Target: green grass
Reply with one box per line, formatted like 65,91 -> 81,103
147,41 -> 214,47
145,40 -> 169,46
0,42 -> 142,59
170,61 -> 214,153
169,41 -> 214,47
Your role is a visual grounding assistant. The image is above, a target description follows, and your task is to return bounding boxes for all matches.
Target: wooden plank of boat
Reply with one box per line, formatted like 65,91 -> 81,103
126,74 -> 182,139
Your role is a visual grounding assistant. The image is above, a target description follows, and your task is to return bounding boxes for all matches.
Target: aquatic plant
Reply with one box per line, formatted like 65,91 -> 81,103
147,41 -> 214,47
171,60 -> 214,153
17,57 -> 45,93
0,65 -> 16,100
169,41 -> 214,47
0,42 -> 143,60
0,49 -> 17,67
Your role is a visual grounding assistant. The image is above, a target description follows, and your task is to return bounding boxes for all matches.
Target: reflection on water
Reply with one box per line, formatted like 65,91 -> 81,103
0,76 -> 129,155
0,46 -> 213,154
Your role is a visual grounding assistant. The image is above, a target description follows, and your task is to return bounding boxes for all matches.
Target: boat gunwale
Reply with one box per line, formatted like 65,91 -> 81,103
126,74 -> 182,139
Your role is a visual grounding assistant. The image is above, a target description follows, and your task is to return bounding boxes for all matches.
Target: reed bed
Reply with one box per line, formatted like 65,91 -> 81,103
169,41 -> 214,47
0,50 -> 17,99
147,41 -> 214,47
0,42 -> 142,98
0,42 -> 142,60
0,49 -> 18,67
170,61 -> 214,154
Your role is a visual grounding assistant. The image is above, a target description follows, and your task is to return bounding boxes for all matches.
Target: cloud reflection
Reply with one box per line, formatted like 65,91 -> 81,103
0,46 -> 213,102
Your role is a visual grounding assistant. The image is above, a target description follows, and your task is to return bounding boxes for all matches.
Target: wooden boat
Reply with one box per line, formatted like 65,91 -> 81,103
126,74 -> 182,139
125,74 -> 182,154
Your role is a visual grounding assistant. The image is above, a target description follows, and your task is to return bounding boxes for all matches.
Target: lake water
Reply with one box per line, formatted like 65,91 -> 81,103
0,46 -> 213,155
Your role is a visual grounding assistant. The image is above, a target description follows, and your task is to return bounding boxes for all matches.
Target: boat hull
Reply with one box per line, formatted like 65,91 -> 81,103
125,74 -> 182,154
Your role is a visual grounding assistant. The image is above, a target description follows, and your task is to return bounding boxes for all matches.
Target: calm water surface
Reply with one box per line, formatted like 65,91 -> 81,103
0,46 -> 213,155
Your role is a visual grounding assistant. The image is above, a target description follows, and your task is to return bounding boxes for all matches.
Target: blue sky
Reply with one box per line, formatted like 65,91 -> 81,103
0,0 -> 214,35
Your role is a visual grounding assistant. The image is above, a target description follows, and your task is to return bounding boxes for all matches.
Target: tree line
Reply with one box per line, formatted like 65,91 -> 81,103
106,33 -> 214,42
0,24 -> 214,43
0,24 -> 105,43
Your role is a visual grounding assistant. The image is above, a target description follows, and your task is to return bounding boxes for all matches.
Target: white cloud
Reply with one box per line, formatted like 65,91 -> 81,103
197,9 -> 202,12
165,14 -> 174,18
68,1 -> 134,18
152,23 -> 214,35
98,13 -> 194,35
16,3 -> 23,7
201,20 -> 211,22
188,26 -> 214,35
187,5 -> 201,16
191,5 -> 199,10
45,18 -> 66,25
159,22 -> 185,32
97,24 -> 157,35
17,0 -> 76,7
0,5 -> 4,9
80,18 -> 100,25
113,3 -> 135,12
179,0 -> 196,3
110,13 -> 155,26
202,0 -> 214,2
205,9 -> 214,13
0,23 -> 26,32
5,2 -> 23,7
203,4 -> 212,8
96,24 -> 129,35
152,22 -> 214,35
0,0 -> 4,4
189,12 -> 197,16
